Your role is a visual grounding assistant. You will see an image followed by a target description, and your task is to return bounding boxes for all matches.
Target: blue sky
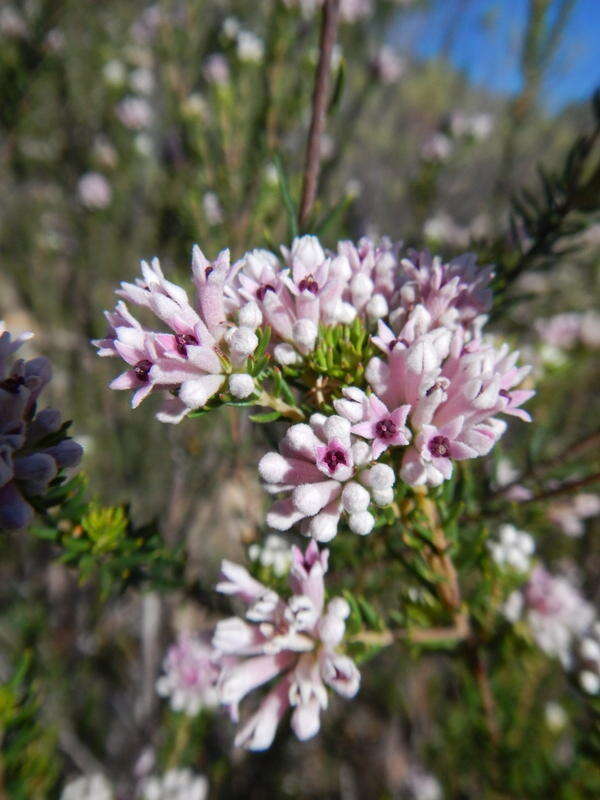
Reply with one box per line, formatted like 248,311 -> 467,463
395,0 -> 600,112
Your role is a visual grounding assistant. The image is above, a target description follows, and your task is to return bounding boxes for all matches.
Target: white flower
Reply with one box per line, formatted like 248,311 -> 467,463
141,769 -> 208,800
237,31 -> 264,62
249,534 -> 293,576
77,173 -> 112,210
202,192 -> 223,225
60,774 -> 113,800
489,524 -> 534,573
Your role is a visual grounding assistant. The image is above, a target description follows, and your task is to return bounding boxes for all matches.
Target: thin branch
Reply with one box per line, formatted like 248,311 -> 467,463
493,430 -> 600,499
255,390 -> 305,420
520,470 -> 600,504
298,0 -> 341,230
350,613 -> 470,647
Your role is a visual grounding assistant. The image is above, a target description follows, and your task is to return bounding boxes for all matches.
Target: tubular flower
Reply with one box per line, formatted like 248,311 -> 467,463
93,246 -> 259,423
354,306 -> 534,487
213,541 -> 360,751
258,414 -> 395,540
0,324 -> 83,530
156,633 -> 221,715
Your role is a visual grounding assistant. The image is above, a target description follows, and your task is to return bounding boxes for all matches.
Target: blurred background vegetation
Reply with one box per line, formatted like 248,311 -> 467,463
0,0 -> 599,797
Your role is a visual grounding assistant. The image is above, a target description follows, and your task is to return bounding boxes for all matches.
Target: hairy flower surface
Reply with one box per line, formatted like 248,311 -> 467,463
0,324 -> 83,529
259,413 -> 395,540
94,247 -> 258,423
156,633 -> 220,715
213,541 -> 360,750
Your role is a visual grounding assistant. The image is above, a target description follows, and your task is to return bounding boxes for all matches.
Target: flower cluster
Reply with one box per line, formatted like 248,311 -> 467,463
548,493 -> 600,537
213,541 -> 359,750
283,0 -> 372,23
0,324 -> 83,530
505,565 -> 595,668
488,524 -> 535,573
155,633 -> 220,715
140,769 -> 208,800
156,542 -> 359,751
94,248 -> 261,423
259,413 -> 395,540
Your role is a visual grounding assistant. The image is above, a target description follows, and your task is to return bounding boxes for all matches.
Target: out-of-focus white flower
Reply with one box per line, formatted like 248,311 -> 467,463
103,60 -> 126,87
134,134 -> 154,157
345,178 -> 362,198
237,30 -> 264,62
204,53 -> 230,85
420,133 -> 453,162
203,192 -> 223,226
321,133 -> 335,160
405,767 -> 443,800
77,173 -> 112,210
489,524 -> 534,573
423,212 -> 468,248
222,16 -> 240,39
371,46 -> 405,84
181,93 -> 209,120
116,96 -> 153,129
249,534 -> 293,576
450,111 -> 493,140
130,67 -> 155,95
544,701 -> 567,732
141,769 -> 208,800
60,774 -> 113,800
264,163 -> 279,186
548,494 -> 600,538
92,137 -> 118,169
45,28 -> 66,53
0,7 -> 27,38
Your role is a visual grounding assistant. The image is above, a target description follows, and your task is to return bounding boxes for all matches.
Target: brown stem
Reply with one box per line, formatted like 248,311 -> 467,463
468,645 -> 500,746
351,615 -> 470,647
493,430 -> 600,499
520,470 -> 600,504
414,488 -> 462,612
298,0 -> 340,230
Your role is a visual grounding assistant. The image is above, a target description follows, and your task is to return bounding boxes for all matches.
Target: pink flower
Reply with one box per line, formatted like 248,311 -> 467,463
519,565 -> 595,668
93,248 -> 258,423
156,634 -> 221,715
77,172 -> 112,209
258,414 -> 395,540
213,541 -> 360,750
336,389 -> 411,459
548,494 -> 600,538
364,311 -> 534,487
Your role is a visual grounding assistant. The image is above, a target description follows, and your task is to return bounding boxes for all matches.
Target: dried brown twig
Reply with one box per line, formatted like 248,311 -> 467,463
298,0 -> 341,230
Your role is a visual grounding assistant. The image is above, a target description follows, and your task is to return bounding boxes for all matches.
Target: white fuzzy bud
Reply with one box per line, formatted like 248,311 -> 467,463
228,373 -> 255,399
274,343 -> 302,365
350,273 -> 374,300
333,397 -> 364,423
229,326 -> 258,359
362,463 -> 395,490
328,597 -> 350,619
336,301 -> 357,324
341,481 -> 371,514
324,415 -> 351,443
349,511 -> 375,536
292,318 -> 318,353
258,452 -> 290,484
238,301 -> 262,329
371,487 -> 394,506
306,512 -> 339,542
351,440 -> 371,466
366,294 -> 389,321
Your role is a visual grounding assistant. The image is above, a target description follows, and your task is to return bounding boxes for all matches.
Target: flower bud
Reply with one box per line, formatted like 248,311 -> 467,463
228,373 -> 255,399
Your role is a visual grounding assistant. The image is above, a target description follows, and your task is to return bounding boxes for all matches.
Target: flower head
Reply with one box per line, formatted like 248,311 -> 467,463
93,247 -> 258,423
156,633 -> 220,715
213,541 -> 359,750
258,414 -> 395,540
